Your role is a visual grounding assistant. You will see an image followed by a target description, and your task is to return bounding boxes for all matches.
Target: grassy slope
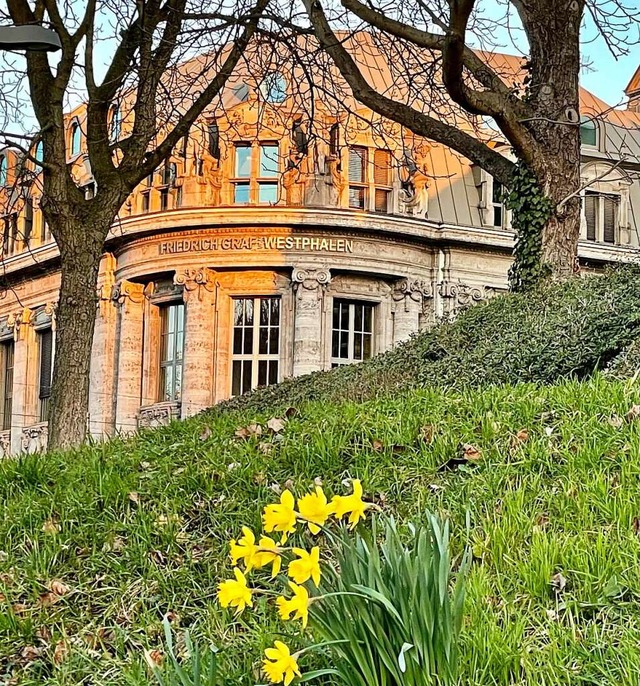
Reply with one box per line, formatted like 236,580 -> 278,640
1,376 -> 640,685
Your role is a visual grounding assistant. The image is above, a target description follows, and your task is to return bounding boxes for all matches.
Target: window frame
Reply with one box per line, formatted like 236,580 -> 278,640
373,148 -> 392,214
330,299 -> 375,367
157,301 -> 185,403
583,190 -> 620,244
0,338 -> 14,431
230,296 -> 281,396
37,327 -> 54,423
257,142 -> 280,205
579,115 -> 598,149
348,146 -> 369,210
70,119 -> 82,157
233,142 -> 252,204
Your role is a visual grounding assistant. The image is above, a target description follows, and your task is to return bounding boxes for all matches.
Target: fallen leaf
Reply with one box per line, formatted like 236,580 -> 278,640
42,518 -> 60,535
53,640 -> 69,664
608,415 -> 623,428
269,483 -> 282,495
139,461 -> 151,470
633,517 -> 640,535
39,592 -> 62,607
21,646 -> 42,663
461,444 -> 482,460
35,626 -> 51,642
12,603 -> 28,615
313,476 -> 323,487
235,423 -> 262,439
266,417 -> 286,434
227,462 -> 241,471
128,492 -> 139,505
284,479 -> 295,491
515,429 -> 529,442
418,425 -> 435,443
372,439 -> 384,452
257,442 -> 273,455
626,405 -> 640,422
253,471 -> 266,484
284,407 -> 299,419
145,649 -> 164,668
48,579 -> 70,597
199,426 -> 212,441
550,572 -> 567,593
149,550 -> 166,566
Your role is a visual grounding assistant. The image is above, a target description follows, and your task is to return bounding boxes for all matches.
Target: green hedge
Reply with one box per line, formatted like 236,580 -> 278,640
215,266 -> 640,414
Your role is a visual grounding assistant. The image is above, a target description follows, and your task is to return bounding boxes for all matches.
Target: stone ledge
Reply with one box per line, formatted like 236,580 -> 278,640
137,401 -> 181,429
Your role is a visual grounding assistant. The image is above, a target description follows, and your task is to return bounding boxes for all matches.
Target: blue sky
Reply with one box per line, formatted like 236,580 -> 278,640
581,41 -> 638,106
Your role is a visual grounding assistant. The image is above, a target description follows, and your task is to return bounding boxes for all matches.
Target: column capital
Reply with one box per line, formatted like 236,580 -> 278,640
173,267 -> 217,302
111,280 -> 145,311
6,306 -> 33,341
392,278 -> 434,303
292,267 -> 331,296
438,281 -> 494,308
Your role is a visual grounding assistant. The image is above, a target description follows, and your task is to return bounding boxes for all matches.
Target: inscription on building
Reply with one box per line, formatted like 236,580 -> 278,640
158,236 -> 354,255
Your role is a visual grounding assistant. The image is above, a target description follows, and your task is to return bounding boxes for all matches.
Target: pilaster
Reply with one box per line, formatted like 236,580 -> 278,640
112,280 -> 145,434
9,307 -> 35,454
292,267 -> 331,376
174,267 -> 217,417
391,278 -> 434,343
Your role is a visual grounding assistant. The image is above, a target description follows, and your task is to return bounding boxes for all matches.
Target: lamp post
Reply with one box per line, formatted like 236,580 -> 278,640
0,25 -> 61,52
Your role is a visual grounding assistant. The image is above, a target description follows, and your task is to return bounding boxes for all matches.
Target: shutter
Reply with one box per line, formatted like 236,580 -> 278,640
374,189 -> 390,213
39,329 -> 53,399
348,147 -> 366,182
603,195 -> 618,244
373,149 -> 391,186
584,193 -> 597,241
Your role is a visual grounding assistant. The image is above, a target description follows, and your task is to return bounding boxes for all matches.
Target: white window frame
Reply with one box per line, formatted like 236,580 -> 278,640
330,299 -> 375,367
230,296 -> 281,395
579,162 -> 631,245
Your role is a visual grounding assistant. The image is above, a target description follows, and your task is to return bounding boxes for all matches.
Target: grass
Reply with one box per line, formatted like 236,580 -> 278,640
1,374 -> 640,685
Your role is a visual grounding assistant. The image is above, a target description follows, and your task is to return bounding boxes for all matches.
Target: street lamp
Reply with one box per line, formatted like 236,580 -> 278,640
0,25 -> 61,52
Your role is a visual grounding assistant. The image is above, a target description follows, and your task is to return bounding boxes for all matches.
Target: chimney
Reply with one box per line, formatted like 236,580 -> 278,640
625,66 -> 640,112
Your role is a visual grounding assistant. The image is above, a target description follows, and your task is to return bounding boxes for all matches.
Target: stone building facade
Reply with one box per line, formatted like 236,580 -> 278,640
0,58 -> 639,454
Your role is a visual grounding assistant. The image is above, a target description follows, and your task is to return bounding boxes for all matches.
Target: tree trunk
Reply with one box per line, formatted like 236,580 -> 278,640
48,228 -> 105,451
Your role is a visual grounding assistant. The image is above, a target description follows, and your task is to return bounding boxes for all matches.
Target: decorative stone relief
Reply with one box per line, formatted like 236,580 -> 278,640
292,268 -> 331,293
111,280 -> 145,312
173,267 -> 216,302
399,146 -> 430,219
282,158 -> 306,207
0,430 -> 10,458
392,278 -> 434,313
21,423 -> 48,454
6,307 -> 32,341
137,401 -> 181,429
439,281 -> 494,307
197,149 -> 223,206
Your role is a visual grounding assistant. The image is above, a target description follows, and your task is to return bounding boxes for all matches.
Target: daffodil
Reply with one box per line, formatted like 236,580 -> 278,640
297,486 -> 331,535
288,547 -> 321,587
229,526 -> 259,571
276,581 -> 310,628
254,535 -> 283,577
217,568 -> 253,615
263,641 -> 301,686
330,479 -> 370,528
263,490 -> 297,543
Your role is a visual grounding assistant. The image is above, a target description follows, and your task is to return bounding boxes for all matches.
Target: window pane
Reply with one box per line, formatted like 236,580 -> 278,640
259,183 -> 278,204
349,147 -> 366,182
493,205 -> 503,228
259,326 -> 268,355
580,118 -> 597,147
363,305 -> 373,333
268,361 -> 278,385
373,149 -> 391,186
234,183 -> 250,204
174,364 -> 182,401
242,360 -> 252,394
258,360 -> 267,387
270,327 -> 279,355
374,189 -> 390,213
164,365 -> 173,401
349,187 -> 366,209
245,298 -> 254,326
235,146 -> 252,177
234,299 -> 244,326
363,333 -> 372,359
260,299 -> 270,326
233,328 -> 243,355
232,360 -> 242,396
260,145 -> 279,176
603,195 -> 618,244
585,193 -> 597,241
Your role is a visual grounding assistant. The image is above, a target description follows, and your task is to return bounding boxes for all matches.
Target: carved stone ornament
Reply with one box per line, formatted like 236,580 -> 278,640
292,267 -> 331,293
137,401 -> 181,429
6,307 -> 32,341
0,430 -> 10,458
173,267 -> 216,302
439,281 -> 494,307
21,423 -> 48,454
392,278 -> 434,302
111,280 -> 145,310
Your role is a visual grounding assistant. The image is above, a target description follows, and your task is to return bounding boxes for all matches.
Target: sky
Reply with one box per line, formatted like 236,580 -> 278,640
580,39 -> 638,107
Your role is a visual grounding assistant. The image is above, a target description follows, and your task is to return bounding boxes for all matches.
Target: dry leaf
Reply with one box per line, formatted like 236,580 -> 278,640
128,492 -> 139,505
372,439 -> 384,452
39,592 -> 62,607
42,518 -> 60,535
235,423 -> 262,439
626,405 -> 640,422
12,602 -> 28,615
313,476 -> 323,487
21,646 -> 42,663
266,417 -> 286,433
461,444 -> 482,460
608,415 -> 623,428
48,579 -> 70,597
284,479 -> 295,491
139,461 -> 151,470
145,649 -> 164,668
269,482 -> 282,495
253,471 -> 266,484
550,572 -> 567,593
199,426 -> 212,441
257,443 -> 273,455
36,626 -> 52,642
149,550 -> 166,566
53,640 -> 69,665
284,406 -> 299,418
515,429 -> 529,443
419,425 -> 435,443
633,517 -> 640,536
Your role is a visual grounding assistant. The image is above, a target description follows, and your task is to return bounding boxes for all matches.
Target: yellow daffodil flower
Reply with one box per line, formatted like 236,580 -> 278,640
263,490 -> 297,543
217,568 -> 253,615
263,641 -> 301,686
297,486 -> 331,535
253,535 -> 283,577
330,479 -> 370,529
276,581 -> 310,628
288,546 -> 321,587
229,526 -> 259,571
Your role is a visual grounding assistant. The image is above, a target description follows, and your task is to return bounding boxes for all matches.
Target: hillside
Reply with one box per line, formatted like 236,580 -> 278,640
1,375 -> 640,685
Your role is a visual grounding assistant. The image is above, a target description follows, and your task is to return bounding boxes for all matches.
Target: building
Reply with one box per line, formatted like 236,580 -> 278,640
0,54 -> 639,455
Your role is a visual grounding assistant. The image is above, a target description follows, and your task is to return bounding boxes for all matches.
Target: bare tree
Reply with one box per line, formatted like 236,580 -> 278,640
1,0 -> 269,449
299,0 -> 638,284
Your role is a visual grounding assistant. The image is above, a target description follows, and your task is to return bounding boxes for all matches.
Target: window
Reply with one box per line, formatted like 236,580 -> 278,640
329,124 -> 340,158
331,300 -> 374,367
158,303 -> 184,402
82,182 -> 96,200
348,146 -> 368,209
373,149 -> 392,213
141,190 -> 151,213
0,340 -> 13,431
2,217 -> 8,254
0,155 -> 6,186
160,187 -> 170,211
24,197 -> 33,245
9,215 -> 17,253
584,191 -> 619,244
162,161 -> 177,187
491,180 -> 505,227
38,328 -> 53,422
70,120 -> 81,156
109,105 -> 121,143
580,116 -> 598,147
234,144 -> 252,204
231,297 -> 280,395
259,143 -> 279,204
260,72 -> 287,103
35,141 -> 44,163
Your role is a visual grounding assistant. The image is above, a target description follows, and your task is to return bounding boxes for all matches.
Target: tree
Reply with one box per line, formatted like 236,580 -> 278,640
300,0 -> 637,286
0,0 -> 271,449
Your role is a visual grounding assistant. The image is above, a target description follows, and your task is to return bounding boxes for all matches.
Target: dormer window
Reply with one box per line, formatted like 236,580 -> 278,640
0,155 -> 6,186
260,72 -> 287,103
70,120 -> 82,156
580,116 -> 598,148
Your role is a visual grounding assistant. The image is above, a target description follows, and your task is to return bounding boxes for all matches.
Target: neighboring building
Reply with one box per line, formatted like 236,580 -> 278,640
0,53 -> 639,455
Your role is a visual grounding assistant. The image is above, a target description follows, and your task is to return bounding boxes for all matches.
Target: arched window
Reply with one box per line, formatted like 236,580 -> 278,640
35,141 -> 44,163
70,120 -> 82,156
260,72 -> 287,103
109,105 -> 121,142
580,116 -> 598,147
0,155 -> 6,186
